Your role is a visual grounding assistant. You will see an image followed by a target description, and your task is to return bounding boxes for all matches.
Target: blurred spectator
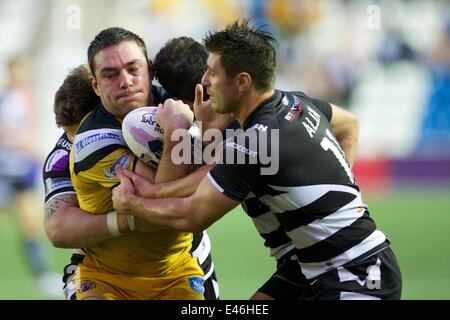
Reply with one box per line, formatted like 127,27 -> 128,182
0,55 -> 60,297
378,29 -> 417,65
418,17 -> 450,156
266,0 -> 322,36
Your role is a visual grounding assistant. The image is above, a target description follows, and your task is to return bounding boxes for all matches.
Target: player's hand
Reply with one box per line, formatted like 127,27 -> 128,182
112,165 -> 136,215
193,84 -> 234,132
122,169 -> 160,198
156,99 -> 194,132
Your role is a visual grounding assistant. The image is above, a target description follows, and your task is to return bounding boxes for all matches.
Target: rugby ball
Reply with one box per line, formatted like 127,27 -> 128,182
122,106 -> 164,168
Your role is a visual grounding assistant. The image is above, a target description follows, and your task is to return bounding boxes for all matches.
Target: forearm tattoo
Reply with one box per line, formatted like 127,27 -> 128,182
44,194 -> 79,220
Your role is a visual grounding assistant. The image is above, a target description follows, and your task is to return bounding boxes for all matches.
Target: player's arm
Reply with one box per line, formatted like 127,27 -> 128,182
112,166 -> 238,232
124,163 -> 214,198
44,193 -> 131,248
153,99 -> 195,183
329,104 -> 359,167
134,157 -> 156,184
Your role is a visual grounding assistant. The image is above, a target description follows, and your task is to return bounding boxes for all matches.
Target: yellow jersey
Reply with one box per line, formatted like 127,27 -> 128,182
70,103 -> 193,276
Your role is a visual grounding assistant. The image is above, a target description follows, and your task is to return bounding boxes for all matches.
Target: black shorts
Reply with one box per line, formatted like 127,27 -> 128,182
258,245 -> 402,300
258,252 -> 307,299
203,267 -> 219,300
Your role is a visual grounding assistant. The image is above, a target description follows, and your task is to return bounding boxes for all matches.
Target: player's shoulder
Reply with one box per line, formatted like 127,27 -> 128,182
278,89 -> 332,121
76,103 -> 121,133
44,132 -> 71,174
43,133 -> 74,203
55,132 -> 72,151
279,89 -> 313,112
72,104 -> 127,174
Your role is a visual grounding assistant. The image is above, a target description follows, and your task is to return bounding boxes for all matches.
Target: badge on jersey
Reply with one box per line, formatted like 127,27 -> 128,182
103,155 -> 131,179
284,96 -> 303,122
78,280 -> 96,294
188,276 -> 205,296
45,177 -> 73,196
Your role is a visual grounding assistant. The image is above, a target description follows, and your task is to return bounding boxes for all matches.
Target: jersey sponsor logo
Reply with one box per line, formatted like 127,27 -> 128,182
75,131 -> 123,151
285,97 -> 303,122
45,149 -> 69,173
56,138 -> 72,151
74,129 -> 126,163
44,177 -> 73,195
78,280 -> 96,294
251,124 -> 268,132
188,276 -> 205,295
103,155 -> 131,179
291,96 -> 302,112
224,141 -> 258,158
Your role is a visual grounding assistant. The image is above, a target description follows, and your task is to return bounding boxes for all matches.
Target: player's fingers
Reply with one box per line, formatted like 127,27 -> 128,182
122,170 -> 135,180
115,165 -> 125,180
127,171 -> 145,186
115,165 -> 134,192
194,84 -> 204,107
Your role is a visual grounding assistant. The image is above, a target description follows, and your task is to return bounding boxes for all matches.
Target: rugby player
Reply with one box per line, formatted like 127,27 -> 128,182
120,35 -> 366,300
45,56 -> 221,299
68,27 -> 203,300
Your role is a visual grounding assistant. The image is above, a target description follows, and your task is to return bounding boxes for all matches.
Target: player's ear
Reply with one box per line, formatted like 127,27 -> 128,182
236,72 -> 251,93
91,76 -> 100,97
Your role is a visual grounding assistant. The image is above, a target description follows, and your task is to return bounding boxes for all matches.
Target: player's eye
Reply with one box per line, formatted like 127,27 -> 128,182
128,67 -> 140,75
103,73 -> 117,80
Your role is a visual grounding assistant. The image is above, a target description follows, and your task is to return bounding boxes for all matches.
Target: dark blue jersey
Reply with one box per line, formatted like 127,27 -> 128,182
42,132 -> 75,204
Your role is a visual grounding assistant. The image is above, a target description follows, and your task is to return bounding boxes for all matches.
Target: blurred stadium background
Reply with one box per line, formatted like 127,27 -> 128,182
0,0 -> 449,299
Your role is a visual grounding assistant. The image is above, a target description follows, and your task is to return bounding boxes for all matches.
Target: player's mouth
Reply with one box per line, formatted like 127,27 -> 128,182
118,90 -> 140,100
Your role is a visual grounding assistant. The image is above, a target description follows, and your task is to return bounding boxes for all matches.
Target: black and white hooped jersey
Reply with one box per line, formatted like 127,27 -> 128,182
42,132 -> 75,204
208,90 -> 388,280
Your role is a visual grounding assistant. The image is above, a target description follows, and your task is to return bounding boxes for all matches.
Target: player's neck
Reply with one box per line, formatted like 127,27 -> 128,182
235,88 -> 275,127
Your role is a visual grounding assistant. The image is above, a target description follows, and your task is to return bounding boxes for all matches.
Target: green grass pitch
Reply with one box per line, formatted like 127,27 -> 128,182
0,187 -> 448,299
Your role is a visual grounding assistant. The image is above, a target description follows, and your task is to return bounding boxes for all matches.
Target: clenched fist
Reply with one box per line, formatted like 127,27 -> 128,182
156,99 -> 194,132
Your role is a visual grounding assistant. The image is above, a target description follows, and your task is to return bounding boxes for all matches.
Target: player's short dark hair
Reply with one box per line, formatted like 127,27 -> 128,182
203,19 -> 278,91
87,27 -> 148,76
153,37 -> 208,103
54,65 -> 100,127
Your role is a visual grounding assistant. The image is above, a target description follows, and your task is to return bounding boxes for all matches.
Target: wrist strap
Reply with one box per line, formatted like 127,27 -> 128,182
106,211 -> 122,237
127,215 -> 135,232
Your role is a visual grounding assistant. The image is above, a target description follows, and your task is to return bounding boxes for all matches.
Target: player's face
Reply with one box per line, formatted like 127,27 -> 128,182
202,53 -> 238,114
92,41 -> 152,119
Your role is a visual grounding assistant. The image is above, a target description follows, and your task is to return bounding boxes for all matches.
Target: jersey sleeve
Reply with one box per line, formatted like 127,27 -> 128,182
42,135 -> 75,204
309,98 -> 332,121
208,129 -> 265,202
